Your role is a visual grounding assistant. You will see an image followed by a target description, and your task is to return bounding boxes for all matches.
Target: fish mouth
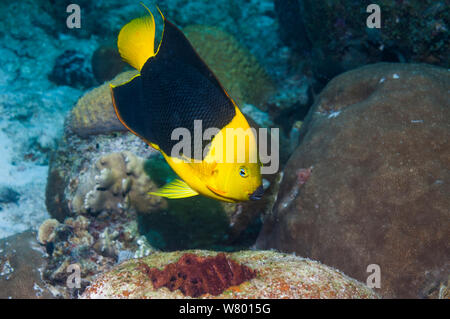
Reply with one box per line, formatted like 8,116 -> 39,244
249,185 -> 264,201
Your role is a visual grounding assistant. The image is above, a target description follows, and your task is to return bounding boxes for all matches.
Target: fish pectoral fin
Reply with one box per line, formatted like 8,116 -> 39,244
149,179 -> 199,199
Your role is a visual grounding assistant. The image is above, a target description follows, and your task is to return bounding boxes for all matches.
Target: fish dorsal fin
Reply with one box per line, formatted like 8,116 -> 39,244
153,17 -> 227,95
117,5 -> 157,71
149,178 -> 199,199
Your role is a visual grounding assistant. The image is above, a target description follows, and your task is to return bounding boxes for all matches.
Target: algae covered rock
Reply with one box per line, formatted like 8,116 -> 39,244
82,250 -> 379,299
257,63 -> 450,298
40,211 -> 152,298
46,131 -> 271,251
49,50 -> 96,90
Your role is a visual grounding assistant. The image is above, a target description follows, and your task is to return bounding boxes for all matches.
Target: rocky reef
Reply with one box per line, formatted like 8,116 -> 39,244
82,250 -> 379,299
1,0 -> 448,300
0,231 -> 57,298
37,212 -> 153,298
257,63 -> 450,298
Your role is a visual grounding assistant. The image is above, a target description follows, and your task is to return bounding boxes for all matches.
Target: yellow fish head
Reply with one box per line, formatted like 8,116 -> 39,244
206,161 -> 263,202
200,107 -> 264,202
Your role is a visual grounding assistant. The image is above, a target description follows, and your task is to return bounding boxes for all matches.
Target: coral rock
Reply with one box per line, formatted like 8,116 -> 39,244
65,71 -> 138,137
46,133 -> 163,221
37,218 -> 60,244
81,250 -> 379,299
71,151 -> 165,216
256,63 -> 450,298
49,50 -> 96,90
0,231 -> 58,299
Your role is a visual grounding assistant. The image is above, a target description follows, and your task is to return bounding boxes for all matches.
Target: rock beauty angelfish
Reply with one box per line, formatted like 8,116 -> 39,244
110,5 -> 264,203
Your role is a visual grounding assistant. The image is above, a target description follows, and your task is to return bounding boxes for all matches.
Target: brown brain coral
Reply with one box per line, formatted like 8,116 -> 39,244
65,71 -> 138,137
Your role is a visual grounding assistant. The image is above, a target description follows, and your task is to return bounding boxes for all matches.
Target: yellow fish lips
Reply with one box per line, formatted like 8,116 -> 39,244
248,185 -> 264,201
207,183 -> 264,202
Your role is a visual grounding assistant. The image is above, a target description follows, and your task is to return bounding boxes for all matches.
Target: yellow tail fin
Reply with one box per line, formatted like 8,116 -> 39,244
117,6 -> 156,71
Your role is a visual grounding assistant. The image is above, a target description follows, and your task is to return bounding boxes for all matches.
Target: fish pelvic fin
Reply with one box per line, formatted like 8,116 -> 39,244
149,178 -> 199,199
117,5 -> 157,71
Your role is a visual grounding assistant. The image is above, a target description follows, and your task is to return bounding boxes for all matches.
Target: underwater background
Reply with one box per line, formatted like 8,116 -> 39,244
0,0 -> 448,299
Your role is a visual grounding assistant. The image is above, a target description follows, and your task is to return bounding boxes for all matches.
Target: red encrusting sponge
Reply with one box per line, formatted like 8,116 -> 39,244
138,253 -> 257,297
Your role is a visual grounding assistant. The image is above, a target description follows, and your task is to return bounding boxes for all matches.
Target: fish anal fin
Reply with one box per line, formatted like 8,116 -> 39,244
149,179 -> 198,199
110,74 -> 159,150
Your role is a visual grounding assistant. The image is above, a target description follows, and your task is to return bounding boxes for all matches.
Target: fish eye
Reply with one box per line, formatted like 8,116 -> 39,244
239,166 -> 248,178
